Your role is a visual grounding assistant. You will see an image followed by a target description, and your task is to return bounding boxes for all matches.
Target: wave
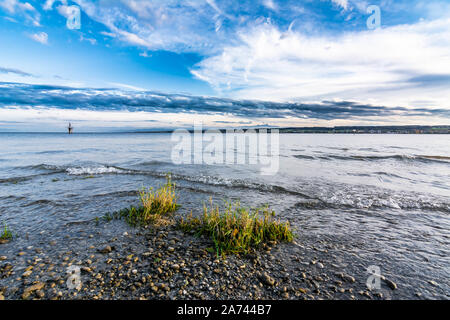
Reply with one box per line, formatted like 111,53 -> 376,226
2,161 -> 449,213
22,199 -> 64,207
291,194 -> 450,213
34,150 -> 67,155
0,195 -> 27,201
293,154 -> 450,164
315,188 -> 450,213
14,164 -> 66,172
54,164 -> 309,197
0,176 -> 33,184
13,148 -> 103,156
293,155 -> 316,160
13,159 -> 168,173
417,155 -> 450,161
348,171 -> 412,181
0,164 -> 132,182
0,171 -> 61,184
66,166 -> 130,175
92,190 -> 139,198
2,166 -> 449,214
133,160 -> 170,166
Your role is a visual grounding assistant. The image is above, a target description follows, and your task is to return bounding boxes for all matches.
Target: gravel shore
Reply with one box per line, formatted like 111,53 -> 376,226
0,217 -> 407,300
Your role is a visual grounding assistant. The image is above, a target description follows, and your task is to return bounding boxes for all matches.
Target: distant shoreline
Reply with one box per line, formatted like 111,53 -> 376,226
1,125 -> 449,134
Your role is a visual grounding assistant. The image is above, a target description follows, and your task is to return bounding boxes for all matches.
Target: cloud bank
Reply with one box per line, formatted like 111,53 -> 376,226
0,82 -> 448,131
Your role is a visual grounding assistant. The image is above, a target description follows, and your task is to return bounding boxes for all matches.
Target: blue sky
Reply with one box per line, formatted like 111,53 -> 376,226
0,0 -> 449,131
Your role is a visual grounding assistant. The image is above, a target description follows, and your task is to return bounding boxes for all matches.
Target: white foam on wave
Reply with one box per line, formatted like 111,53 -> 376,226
319,186 -> 449,211
66,166 -> 126,175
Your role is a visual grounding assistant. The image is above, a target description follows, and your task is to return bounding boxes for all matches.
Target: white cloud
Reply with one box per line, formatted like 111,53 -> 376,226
79,34 -> 97,45
43,0 -> 58,11
55,3 -> 72,17
331,0 -> 349,10
139,51 -> 152,58
29,31 -> 48,44
262,0 -> 277,11
108,82 -> 147,91
71,0 -> 234,53
0,0 -> 40,25
4,16 -> 17,22
191,18 -> 450,109
0,0 -> 20,13
100,31 -> 116,38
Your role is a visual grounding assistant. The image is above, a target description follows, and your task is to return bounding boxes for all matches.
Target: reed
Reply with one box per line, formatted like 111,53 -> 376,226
0,222 -> 13,241
179,199 -> 293,256
108,174 -> 179,227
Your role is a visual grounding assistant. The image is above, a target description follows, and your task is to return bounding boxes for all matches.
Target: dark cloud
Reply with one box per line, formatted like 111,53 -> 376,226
0,67 -> 35,77
407,74 -> 450,87
0,82 -> 448,120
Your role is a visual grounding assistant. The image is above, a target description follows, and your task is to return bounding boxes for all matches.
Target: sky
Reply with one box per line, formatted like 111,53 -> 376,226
0,0 -> 449,131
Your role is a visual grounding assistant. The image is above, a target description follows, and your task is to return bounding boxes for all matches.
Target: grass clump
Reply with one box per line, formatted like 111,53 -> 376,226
0,222 -> 13,242
109,175 -> 180,227
179,199 -> 293,257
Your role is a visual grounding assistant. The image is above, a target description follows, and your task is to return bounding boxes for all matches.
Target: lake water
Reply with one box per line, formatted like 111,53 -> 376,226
0,133 -> 449,298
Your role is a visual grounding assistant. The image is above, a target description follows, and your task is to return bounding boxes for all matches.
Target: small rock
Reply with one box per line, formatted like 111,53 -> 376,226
22,282 -> 45,299
22,270 -> 33,278
374,292 -> 383,298
172,264 -> 180,270
259,272 -> 275,286
98,245 -> 113,254
384,279 -> 397,290
338,273 -> 355,283
428,280 -> 438,287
